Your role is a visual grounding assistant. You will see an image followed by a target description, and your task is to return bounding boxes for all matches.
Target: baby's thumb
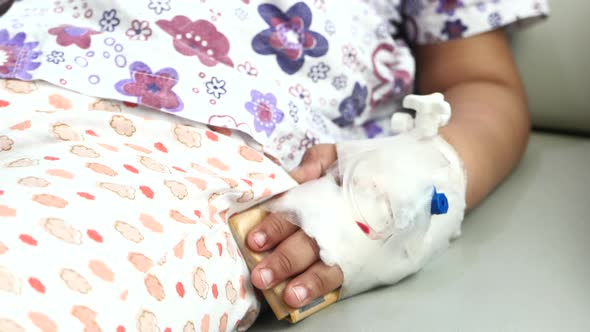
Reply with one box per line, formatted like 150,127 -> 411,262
289,144 -> 337,184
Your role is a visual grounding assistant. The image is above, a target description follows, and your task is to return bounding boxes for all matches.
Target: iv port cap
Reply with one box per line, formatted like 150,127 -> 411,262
431,188 -> 449,215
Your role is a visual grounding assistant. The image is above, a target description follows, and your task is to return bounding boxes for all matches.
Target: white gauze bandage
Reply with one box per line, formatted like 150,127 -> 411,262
264,93 -> 467,298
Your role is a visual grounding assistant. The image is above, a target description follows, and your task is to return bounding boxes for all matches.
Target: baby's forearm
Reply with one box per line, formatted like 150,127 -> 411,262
439,80 -> 530,209
415,30 -> 529,210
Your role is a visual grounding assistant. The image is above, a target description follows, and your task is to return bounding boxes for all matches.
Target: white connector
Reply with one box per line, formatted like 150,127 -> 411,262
399,93 -> 452,138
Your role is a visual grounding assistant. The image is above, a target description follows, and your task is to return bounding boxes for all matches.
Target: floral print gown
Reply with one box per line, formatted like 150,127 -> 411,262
0,0 -> 548,169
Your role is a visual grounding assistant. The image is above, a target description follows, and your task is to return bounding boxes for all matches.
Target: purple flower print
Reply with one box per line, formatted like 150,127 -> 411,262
405,0 -> 425,16
308,62 -> 330,82
245,90 -> 285,137
252,2 -> 329,75
126,20 -> 153,41
0,30 -> 42,80
299,131 -> 320,150
436,0 -> 464,16
332,74 -> 347,90
288,84 -> 311,106
363,120 -> 383,139
288,101 -> 299,123
488,12 -> 503,28
157,16 -> 234,68
393,70 -> 413,97
115,61 -> 183,112
476,3 -> 487,12
441,19 -> 468,39
46,50 -> 65,64
333,82 -> 368,127
48,25 -> 101,49
205,77 -> 227,99
148,0 -> 171,15
99,9 -> 120,32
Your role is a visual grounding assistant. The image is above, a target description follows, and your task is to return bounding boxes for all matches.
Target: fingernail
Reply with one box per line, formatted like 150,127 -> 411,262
259,268 -> 273,288
292,286 -> 308,303
252,232 -> 267,248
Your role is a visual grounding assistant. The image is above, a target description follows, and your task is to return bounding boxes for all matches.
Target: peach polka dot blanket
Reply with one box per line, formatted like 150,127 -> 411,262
0,79 -> 297,332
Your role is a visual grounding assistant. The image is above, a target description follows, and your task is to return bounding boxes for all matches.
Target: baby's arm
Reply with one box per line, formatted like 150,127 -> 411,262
246,28 -> 529,309
416,29 -> 530,209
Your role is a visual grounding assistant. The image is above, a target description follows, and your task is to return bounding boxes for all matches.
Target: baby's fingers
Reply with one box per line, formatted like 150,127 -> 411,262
290,144 -> 337,183
284,261 -> 343,308
251,230 -> 319,290
247,212 -> 298,252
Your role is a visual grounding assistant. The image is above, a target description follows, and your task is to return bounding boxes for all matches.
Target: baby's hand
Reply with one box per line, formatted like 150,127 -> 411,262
247,144 -> 344,308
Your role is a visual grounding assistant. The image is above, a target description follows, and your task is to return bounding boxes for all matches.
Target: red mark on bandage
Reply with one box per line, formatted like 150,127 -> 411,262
356,221 -> 370,234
